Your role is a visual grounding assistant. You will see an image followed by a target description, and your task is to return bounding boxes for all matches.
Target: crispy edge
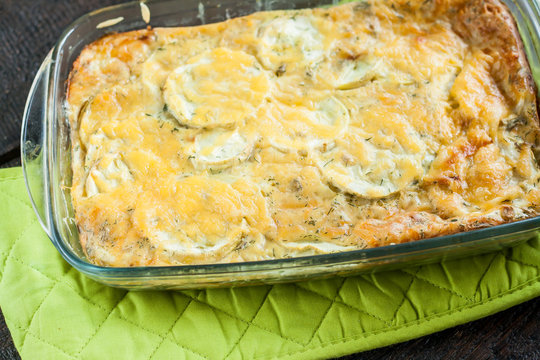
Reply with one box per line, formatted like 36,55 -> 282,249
353,209 -> 521,248
66,29 -> 156,263
424,0 -> 540,231
65,1 -> 540,264
452,0 -> 539,126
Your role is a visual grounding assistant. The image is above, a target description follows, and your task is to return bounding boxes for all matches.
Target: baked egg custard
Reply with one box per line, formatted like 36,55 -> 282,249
67,0 -> 540,266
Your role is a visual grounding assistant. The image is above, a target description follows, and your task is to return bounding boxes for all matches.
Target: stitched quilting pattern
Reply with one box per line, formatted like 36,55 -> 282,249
0,167 -> 539,360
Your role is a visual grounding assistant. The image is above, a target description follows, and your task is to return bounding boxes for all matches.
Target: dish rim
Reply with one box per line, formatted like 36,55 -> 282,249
21,0 -> 540,283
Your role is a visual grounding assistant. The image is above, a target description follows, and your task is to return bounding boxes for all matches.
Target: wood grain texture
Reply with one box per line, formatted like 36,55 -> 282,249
0,148 -> 20,169
0,311 -> 19,360
0,157 -> 20,169
0,0 -> 120,158
0,1 -> 538,359
339,297 -> 540,360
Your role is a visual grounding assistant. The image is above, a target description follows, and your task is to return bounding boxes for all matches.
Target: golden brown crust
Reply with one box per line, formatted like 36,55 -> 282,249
65,0 -> 540,266
352,211 -> 510,247
453,0 -> 538,119
352,0 -> 540,245
67,29 -> 157,109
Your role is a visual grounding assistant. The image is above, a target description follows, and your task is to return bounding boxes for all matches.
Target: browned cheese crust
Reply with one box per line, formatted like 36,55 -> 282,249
66,0 -> 540,266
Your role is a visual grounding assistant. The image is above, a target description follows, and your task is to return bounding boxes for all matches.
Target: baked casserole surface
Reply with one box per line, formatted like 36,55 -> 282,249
67,0 -> 540,266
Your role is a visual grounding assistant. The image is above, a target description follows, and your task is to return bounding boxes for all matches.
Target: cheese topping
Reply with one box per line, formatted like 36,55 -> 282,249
67,0 -> 540,266
257,16 -> 327,71
191,129 -> 254,170
164,47 -> 270,128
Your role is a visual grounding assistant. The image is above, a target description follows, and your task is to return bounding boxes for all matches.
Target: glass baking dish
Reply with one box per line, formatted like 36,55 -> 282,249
21,0 -> 540,290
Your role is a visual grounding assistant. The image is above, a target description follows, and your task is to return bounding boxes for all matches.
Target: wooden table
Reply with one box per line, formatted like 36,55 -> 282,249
1,1 -> 539,359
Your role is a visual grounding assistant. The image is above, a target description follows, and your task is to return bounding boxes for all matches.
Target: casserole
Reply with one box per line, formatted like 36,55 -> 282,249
21,0 -> 540,289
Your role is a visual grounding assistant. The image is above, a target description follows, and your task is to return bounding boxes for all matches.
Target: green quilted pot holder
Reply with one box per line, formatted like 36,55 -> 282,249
0,167 -> 539,360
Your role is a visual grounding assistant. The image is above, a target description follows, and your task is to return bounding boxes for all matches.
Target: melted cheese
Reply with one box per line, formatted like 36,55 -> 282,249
67,0 -> 540,266
257,16 -> 327,71
164,47 -> 270,128
191,129 -> 254,170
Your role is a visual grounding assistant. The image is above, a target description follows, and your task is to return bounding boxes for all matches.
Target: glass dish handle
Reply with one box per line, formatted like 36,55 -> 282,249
21,50 -> 53,237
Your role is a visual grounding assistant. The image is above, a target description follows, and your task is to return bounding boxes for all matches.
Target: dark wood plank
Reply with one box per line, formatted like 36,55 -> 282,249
0,311 -> 20,360
0,1 -> 538,359
0,2 -> 124,358
0,156 -> 20,169
339,296 -> 540,360
0,0 -> 121,159
0,148 -> 19,169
